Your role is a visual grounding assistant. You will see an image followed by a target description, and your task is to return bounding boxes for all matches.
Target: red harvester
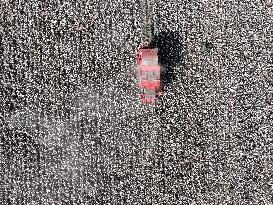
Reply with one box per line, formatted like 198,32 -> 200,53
137,46 -> 162,103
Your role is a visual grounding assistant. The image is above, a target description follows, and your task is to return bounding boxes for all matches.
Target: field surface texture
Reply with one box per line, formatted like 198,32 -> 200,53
1,0 -> 273,204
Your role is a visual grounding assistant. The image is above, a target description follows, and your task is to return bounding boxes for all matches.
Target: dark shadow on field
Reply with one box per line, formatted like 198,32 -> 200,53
150,30 -> 184,87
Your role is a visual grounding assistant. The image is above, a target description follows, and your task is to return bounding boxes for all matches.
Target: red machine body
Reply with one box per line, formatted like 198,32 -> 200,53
137,46 -> 162,103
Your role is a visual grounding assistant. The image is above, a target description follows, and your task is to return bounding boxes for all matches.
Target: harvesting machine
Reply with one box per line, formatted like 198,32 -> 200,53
136,0 -> 162,103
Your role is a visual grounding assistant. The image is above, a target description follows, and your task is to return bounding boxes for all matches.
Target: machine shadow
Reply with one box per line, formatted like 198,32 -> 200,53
150,30 -> 184,87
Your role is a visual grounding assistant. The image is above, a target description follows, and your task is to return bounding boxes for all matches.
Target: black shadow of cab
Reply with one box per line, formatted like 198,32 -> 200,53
150,30 -> 184,87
